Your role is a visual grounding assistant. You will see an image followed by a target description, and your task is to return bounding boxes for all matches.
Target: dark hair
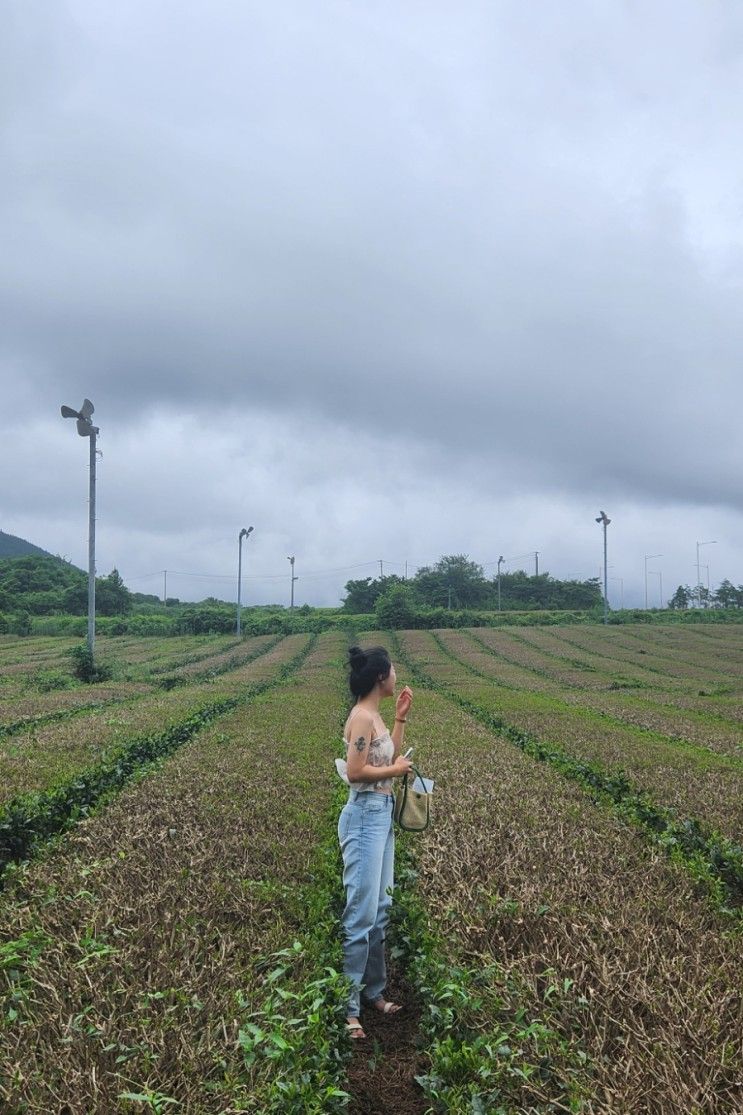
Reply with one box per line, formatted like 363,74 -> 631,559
348,644 -> 392,698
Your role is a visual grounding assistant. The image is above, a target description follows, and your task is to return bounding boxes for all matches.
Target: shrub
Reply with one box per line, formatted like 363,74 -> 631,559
374,584 -> 418,629
32,669 -> 78,693
68,643 -> 113,683
10,611 -> 32,636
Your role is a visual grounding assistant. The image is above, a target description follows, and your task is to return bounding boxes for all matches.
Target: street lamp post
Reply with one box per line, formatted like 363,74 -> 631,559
644,554 -> 663,610
697,563 -> 711,606
595,511 -> 611,625
695,540 -> 716,608
287,555 -> 298,609
497,555 -> 504,612
61,399 -> 99,656
648,569 -> 663,610
236,526 -> 254,635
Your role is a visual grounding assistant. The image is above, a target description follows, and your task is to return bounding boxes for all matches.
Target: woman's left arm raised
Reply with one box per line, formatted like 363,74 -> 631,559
390,685 -> 413,757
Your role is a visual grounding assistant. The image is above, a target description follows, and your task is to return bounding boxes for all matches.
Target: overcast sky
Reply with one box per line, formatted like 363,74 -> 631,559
2,1 -> 742,608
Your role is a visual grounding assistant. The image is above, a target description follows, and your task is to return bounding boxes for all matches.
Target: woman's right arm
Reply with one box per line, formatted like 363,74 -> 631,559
346,712 -> 413,783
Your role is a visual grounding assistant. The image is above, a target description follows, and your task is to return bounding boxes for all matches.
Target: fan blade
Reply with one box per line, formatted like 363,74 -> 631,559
61,405 -> 80,418
80,399 -> 95,419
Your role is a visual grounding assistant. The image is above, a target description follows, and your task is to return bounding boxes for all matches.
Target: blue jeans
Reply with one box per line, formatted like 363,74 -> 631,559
337,790 -> 395,1017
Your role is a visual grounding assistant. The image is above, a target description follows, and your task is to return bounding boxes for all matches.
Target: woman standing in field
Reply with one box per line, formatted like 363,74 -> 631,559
338,645 -> 414,1040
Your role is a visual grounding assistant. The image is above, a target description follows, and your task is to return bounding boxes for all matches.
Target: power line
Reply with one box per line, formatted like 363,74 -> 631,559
126,554 -> 550,589
125,560 -> 383,584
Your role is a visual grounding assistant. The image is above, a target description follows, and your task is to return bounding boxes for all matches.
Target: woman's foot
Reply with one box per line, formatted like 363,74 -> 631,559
370,996 -> 403,1014
346,1017 -> 367,1040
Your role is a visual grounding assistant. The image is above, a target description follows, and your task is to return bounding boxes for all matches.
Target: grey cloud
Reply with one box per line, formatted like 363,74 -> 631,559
2,0 -> 743,604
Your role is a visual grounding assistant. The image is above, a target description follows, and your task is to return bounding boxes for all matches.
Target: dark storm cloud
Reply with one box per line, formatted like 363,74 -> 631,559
2,1 -> 743,604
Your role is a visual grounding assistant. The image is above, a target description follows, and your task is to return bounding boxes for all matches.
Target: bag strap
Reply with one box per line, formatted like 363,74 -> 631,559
401,764 -> 427,791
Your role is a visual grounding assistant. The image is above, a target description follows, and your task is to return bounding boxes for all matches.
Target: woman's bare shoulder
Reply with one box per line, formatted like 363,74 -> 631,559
344,707 -> 375,741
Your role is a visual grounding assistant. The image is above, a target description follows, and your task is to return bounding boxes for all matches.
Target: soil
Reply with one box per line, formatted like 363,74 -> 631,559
346,970 -> 430,1115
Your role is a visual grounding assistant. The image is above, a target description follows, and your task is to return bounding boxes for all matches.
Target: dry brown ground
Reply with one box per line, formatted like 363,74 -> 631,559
0,635 -> 338,1112
403,629 -> 743,840
397,681 -> 743,1113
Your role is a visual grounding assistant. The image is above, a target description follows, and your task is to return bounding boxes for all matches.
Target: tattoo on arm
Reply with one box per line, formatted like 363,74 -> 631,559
353,735 -> 367,753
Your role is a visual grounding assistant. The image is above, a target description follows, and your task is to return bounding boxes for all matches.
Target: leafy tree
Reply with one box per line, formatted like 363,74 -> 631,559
0,555 -> 82,595
342,577 -> 377,613
10,611 -> 32,636
63,582 -> 89,614
713,579 -> 743,609
0,555 -> 86,613
493,570 -> 601,610
375,583 -> 417,629
96,568 -> 133,615
342,575 -> 404,613
668,584 -> 693,610
413,555 -> 490,609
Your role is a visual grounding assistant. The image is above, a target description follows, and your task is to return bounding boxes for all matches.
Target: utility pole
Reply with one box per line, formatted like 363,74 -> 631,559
237,526 -> 254,635
648,570 -> 663,610
497,555 -> 504,612
644,554 -> 662,610
379,559 -> 384,578
595,511 -> 611,625
534,551 -> 539,577
61,399 -> 99,656
610,576 -> 624,610
163,570 -> 167,605
287,555 -> 298,608
698,564 -> 710,604
696,540 -> 716,608
87,430 -> 96,651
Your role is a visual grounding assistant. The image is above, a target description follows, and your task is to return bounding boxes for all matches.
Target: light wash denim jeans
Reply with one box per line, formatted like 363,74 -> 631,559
337,789 -> 395,1017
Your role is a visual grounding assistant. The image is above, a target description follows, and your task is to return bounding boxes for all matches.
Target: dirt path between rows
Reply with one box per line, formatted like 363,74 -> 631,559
347,967 -> 429,1115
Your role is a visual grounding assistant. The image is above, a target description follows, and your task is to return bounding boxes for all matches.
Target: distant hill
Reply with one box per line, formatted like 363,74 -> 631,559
0,536 -> 92,618
0,554 -> 133,617
0,531 -> 57,561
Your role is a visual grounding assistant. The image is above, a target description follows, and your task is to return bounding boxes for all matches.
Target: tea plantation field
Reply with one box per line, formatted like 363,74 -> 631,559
0,625 -> 740,1113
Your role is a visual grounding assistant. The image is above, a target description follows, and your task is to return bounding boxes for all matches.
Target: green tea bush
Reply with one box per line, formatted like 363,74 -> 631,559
32,669 -> 79,693
68,643 -> 114,683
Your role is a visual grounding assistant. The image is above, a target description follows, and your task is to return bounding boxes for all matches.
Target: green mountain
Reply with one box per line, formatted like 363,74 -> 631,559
0,551 -> 131,618
0,530 -> 57,561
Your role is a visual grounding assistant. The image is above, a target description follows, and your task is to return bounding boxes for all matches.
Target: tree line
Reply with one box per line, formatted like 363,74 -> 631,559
668,580 -> 743,610
342,554 -> 602,613
0,555 -> 133,628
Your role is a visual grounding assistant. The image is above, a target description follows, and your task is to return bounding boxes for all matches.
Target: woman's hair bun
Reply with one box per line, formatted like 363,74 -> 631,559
347,644 -> 391,698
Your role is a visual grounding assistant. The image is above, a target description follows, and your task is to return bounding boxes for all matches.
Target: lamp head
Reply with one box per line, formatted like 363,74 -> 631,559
61,399 -> 98,437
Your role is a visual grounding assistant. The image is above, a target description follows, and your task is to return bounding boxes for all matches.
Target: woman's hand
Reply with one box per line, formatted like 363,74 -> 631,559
395,685 -> 413,720
391,754 -> 414,778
